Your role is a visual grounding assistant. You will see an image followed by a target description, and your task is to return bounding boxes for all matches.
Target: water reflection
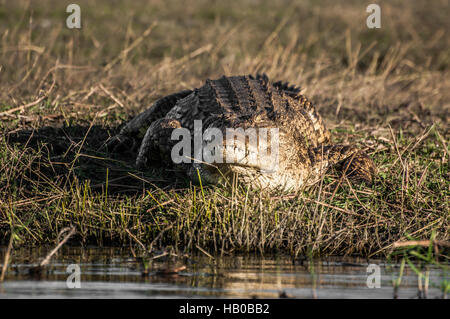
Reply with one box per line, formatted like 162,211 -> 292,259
0,247 -> 446,298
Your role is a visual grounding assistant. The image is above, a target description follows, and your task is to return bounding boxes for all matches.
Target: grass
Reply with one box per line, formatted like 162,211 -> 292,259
387,231 -> 449,298
0,0 -> 448,257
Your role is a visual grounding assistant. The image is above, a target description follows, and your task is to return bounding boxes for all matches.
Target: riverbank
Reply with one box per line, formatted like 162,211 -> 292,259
0,0 -> 448,256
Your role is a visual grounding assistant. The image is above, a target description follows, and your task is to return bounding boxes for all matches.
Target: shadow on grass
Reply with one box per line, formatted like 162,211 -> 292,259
5,124 -> 190,196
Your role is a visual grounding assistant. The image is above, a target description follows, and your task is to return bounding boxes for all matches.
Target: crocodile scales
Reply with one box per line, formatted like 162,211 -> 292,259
107,74 -> 375,191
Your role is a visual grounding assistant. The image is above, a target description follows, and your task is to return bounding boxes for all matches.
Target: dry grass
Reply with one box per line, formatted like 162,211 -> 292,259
0,0 -> 448,257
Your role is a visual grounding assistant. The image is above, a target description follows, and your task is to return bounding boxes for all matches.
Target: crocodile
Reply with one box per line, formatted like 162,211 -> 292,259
107,74 -> 375,191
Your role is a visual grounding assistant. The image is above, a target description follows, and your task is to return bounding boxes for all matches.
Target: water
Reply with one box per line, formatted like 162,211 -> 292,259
0,247 -> 447,299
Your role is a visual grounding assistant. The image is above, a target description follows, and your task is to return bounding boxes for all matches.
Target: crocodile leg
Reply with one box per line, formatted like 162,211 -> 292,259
309,145 -> 376,185
135,118 -> 182,169
105,89 -> 192,152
